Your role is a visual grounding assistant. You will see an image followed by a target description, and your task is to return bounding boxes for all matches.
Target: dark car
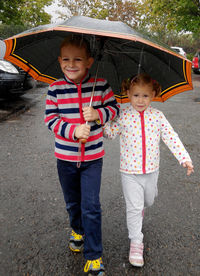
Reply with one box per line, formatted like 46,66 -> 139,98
0,40 -> 35,98
192,50 -> 200,74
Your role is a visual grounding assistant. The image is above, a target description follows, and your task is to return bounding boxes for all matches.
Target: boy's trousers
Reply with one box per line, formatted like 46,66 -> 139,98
57,158 -> 103,260
121,171 -> 159,243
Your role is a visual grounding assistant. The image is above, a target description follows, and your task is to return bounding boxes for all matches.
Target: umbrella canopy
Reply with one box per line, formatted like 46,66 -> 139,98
4,16 -> 193,103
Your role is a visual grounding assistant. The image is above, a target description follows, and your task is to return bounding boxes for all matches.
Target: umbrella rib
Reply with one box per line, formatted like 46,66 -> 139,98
105,40 -> 147,76
105,38 -> 183,76
137,47 -> 144,75
108,54 -> 121,90
42,56 -> 60,75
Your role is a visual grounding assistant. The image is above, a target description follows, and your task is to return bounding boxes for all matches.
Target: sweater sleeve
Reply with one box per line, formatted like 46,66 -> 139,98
96,80 -> 120,125
44,86 -> 77,140
160,112 -> 192,164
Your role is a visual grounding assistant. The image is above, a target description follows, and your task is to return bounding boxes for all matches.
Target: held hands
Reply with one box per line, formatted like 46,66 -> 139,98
182,161 -> 194,176
82,106 -> 99,122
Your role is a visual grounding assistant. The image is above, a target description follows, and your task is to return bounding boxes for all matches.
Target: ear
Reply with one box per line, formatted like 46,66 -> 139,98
127,90 -> 131,99
87,57 -> 94,69
58,56 -> 61,65
152,90 -> 156,98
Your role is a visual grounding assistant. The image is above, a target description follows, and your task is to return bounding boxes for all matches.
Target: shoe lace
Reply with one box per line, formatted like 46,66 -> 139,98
84,258 -> 102,272
71,230 -> 82,240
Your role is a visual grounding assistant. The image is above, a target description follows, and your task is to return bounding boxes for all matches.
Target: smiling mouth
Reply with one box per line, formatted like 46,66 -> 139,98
66,68 -> 78,73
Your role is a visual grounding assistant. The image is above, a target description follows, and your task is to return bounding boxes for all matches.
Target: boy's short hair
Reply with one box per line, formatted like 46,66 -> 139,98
60,34 -> 91,57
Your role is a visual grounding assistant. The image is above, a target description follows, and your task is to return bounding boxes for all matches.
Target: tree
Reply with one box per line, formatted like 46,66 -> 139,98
139,0 -> 200,37
57,0 -> 141,28
0,0 -> 53,27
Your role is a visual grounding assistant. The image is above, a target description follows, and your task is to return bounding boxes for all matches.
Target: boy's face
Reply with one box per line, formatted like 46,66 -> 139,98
58,44 -> 94,83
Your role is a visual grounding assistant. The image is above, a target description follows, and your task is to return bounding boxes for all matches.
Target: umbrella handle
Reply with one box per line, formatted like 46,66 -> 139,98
79,61 -> 100,144
79,121 -> 88,144
79,138 -> 87,144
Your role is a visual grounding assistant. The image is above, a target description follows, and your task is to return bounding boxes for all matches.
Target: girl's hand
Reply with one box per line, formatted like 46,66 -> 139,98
83,106 -> 99,122
75,124 -> 91,139
182,161 -> 194,176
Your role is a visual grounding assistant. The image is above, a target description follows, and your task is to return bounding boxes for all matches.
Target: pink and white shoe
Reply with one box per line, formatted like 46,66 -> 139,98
129,242 -> 144,267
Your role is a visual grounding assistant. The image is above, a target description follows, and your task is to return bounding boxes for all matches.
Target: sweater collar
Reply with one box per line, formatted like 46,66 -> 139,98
127,105 -> 152,114
63,70 -> 91,85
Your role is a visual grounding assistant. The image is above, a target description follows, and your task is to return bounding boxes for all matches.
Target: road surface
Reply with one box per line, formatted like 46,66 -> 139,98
0,75 -> 200,275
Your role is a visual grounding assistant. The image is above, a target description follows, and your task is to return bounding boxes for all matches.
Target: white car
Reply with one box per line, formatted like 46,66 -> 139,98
170,46 -> 187,58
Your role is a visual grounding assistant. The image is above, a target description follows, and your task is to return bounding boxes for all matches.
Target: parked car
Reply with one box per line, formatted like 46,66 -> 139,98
192,50 -> 200,74
170,46 -> 187,58
0,40 -> 34,98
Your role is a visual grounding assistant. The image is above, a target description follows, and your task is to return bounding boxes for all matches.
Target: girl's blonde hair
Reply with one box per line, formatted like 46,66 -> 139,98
121,73 -> 161,97
121,78 -> 131,96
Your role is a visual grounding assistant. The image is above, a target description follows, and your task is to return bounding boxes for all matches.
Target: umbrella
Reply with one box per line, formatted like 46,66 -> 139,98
4,15 -> 193,103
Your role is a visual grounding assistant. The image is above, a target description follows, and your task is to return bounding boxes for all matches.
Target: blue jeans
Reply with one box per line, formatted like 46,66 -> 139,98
57,158 -> 103,260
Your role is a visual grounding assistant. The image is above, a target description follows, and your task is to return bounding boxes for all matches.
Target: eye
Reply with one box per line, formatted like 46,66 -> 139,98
62,58 -> 69,61
75,58 -> 82,61
144,94 -> 149,98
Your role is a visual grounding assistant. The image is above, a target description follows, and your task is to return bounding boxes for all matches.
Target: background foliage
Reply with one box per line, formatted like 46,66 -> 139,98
0,0 -> 53,38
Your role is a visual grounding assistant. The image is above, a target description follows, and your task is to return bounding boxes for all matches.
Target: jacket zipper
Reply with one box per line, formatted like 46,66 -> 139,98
65,72 -> 89,164
77,83 -> 85,162
139,111 -> 146,174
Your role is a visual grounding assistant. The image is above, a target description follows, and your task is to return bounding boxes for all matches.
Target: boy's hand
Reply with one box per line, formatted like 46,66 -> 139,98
182,161 -> 194,176
82,106 -> 99,122
75,124 -> 91,139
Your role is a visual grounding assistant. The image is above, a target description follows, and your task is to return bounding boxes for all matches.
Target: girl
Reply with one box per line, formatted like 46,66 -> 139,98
103,73 -> 194,267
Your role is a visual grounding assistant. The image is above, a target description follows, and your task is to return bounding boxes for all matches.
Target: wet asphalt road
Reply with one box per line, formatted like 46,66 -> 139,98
0,75 -> 200,276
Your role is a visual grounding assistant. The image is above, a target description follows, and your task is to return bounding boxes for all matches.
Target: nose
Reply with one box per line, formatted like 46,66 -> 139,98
69,60 -> 74,67
138,96 -> 143,103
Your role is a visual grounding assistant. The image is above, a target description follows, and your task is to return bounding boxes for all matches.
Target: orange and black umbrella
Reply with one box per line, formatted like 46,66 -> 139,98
4,16 -> 193,103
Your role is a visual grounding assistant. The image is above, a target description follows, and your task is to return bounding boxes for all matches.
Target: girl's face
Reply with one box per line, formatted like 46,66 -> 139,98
128,83 -> 155,112
58,44 -> 94,83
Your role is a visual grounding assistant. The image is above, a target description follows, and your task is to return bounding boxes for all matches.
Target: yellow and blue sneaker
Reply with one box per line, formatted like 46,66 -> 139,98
84,257 -> 105,276
69,230 -> 84,252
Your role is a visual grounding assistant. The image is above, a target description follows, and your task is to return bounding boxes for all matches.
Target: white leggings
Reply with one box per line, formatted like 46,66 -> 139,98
121,171 -> 159,243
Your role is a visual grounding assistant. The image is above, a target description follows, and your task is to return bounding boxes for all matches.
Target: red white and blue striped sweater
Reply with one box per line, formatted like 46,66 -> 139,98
44,73 -> 119,162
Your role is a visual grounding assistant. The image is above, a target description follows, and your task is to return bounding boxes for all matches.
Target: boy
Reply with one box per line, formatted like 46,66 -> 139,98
44,34 -> 119,276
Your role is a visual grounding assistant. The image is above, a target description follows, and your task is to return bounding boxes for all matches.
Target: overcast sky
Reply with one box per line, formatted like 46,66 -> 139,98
45,0 -> 64,23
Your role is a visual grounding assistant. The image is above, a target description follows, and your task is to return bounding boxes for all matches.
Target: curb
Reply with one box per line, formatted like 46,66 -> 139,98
0,98 -> 39,122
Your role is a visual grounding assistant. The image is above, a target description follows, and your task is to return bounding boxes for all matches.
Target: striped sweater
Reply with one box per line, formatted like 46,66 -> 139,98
44,73 -> 119,162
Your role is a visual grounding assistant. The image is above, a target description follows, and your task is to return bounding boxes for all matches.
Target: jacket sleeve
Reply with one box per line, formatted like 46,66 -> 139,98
103,115 -> 121,139
44,86 -> 77,140
160,112 -> 192,164
96,80 -> 120,125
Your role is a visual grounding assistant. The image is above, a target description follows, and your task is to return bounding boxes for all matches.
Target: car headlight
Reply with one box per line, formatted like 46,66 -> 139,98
0,60 -> 19,74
